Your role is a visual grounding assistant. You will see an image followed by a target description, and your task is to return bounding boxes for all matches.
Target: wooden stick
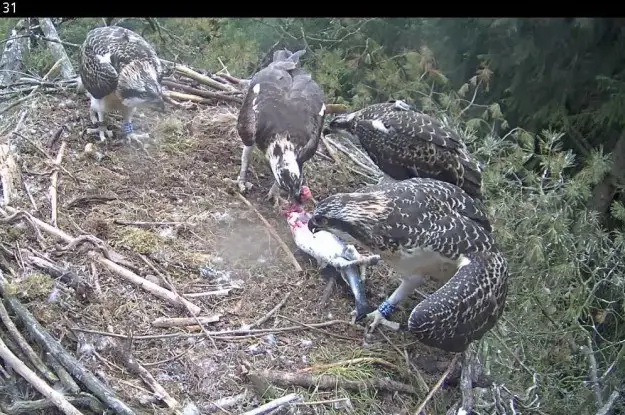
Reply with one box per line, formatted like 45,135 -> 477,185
413,354 -> 460,415
89,251 -> 202,315
0,299 -> 58,383
183,289 -> 232,298
300,357 -> 401,374
0,143 -> 20,206
0,336 -> 83,415
242,292 -> 290,330
162,79 -> 242,104
236,193 -> 302,272
45,353 -> 81,394
2,293 -> 136,415
240,393 -> 302,415
3,393 -> 105,415
112,344 -> 181,413
151,315 -> 221,328
248,369 -> 418,396
174,64 -> 237,92
49,141 -> 67,228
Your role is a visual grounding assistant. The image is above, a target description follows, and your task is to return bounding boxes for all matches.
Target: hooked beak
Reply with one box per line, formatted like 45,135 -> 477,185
307,217 -> 319,234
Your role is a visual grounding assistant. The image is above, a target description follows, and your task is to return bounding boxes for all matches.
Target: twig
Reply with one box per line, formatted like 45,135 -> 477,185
45,353 -> 81,394
2,393 -> 104,415
248,369 -> 418,396
236,193 -> 302,272
596,390 -> 620,415
162,79 -> 242,104
183,289 -> 232,298
112,343 -> 182,414
300,357 -> 401,373
49,141 -> 67,227
240,393 -> 302,415
295,397 -> 349,406
379,330 -> 429,393
581,332 -> 604,410
242,292 -> 290,330
413,354 -> 460,415
0,336 -> 83,415
1,291 -> 136,415
151,315 -> 221,328
173,65 -> 237,92
0,299 -> 58,383
0,144 -> 20,206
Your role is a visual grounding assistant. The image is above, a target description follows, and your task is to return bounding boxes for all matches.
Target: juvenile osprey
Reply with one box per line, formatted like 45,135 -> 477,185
326,101 -> 484,200
307,177 -> 508,352
235,48 -> 325,207
79,26 -> 165,145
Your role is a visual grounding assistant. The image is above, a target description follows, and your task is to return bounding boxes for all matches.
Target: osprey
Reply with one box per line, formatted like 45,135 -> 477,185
326,101 -> 484,200
307,177 -> 508,352
79,26 -> 165,145
235,48 -> 325,207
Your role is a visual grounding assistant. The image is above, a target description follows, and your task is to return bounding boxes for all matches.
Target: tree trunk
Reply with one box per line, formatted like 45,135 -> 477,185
37,18 -> 76,80
0,19 -> 31,86
590,131 -> 625,219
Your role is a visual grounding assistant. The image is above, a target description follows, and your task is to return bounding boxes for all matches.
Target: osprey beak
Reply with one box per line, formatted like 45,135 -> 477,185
307,217 -> 318,234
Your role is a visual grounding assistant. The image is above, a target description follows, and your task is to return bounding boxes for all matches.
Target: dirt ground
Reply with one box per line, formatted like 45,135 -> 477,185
0,89 -> 458,414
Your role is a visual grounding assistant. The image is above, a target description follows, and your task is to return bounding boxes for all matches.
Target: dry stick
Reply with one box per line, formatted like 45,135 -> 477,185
248,369 -> 418,396
379,330 -> 429,394
183,288 -> 232,298
413,354 -> 460,415
174,64 -> 237,92
0,336 -> 83,415
236,193 -> 302,272
89,252 -> 201,315
240,393 -> 302,415
243,292 -> 291,330
205,390 -> 249,414
163,90 -> 213,104
300,357 -> 401,374
0,300 -> 58,383
112,344 -> 181,414
162,79 -> 242,104
151,315 -> 221,328
49,141 -> 67,228
3,393 -> 105,415
2,293 -> 136,415
319,136 -> 349,177
45,353 -> 81,394
0,206 -> 202,315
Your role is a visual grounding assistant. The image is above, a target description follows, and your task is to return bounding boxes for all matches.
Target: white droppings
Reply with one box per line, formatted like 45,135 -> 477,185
252,83 -> 260,94
371,119 -> 389,133
96,52 -> 111,64
458,255 -> 472,268
318,103 -> 326,116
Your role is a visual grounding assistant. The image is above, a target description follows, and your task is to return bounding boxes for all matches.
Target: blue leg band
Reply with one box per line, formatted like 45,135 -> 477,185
122,122 -> 134,135
378,300 -> 396,319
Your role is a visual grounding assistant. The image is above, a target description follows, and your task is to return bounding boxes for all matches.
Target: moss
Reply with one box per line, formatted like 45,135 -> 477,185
5,273 -> 54,301
115,227 -> 169,255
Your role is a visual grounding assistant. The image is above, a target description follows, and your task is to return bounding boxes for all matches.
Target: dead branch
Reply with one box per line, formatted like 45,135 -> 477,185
45,353 -> 81,394
241,393 -> 302,415
49,141 -> 66,227
596,390 -> 620,415
0,19 -> 31,87
235,193 -> 302,272
3,393 -> 105,415
241,292 -> 290,330
173,64 -> 237,92
1,291 -> 136,415
300,357 -> 401,374
0,336 -> 83,415
0,144 -> 20,206
112,342 -> 182,413
25,251 -> 92,302
413,354 -> 460,415
0,299 -> 58,383
151,315 -> 221,328
162,79 -> 242,104
89,251 -> 202,315
183,288 -> 232,298
37,19 -> 76,80
325,103 -> 349,114
248,369 -> 418,396
163,90 -> 212,104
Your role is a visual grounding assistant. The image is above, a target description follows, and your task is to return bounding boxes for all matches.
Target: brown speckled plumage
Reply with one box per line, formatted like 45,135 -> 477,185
79,26 -> 163,101
309,177 -> 508,352
327,102 -> 484,200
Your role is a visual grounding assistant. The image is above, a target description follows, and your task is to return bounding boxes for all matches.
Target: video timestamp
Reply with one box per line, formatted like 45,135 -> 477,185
2,1 -> 16,14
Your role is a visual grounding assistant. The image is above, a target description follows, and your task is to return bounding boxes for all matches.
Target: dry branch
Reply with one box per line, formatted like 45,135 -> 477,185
242,292 -> 290,330
1,292 -> 136,415
413,354 -> 459,415
235,193 -> 302,272
241,393 -> 302,415
49,141 -> 66,227
300,357 -> 401,374
162,79 -> 242,104
151,315 -> 220,328
89,252 -> 202,315
45,353 -> 81,394
205,391 -> 250,413
0,336 -> 83,415
3,393 -> 105,415
112,343 -> 181,413
0,19 -> 30,86
0,299 -> 58,383
174,65 -> 237,92
183,288 -> 232,298
0,144 -> 20,206
26,251 -> 92,301
248,369 -> 418,396
37,19 -> 76,80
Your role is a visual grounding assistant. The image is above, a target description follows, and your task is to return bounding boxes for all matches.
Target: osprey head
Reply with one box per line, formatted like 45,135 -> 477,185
267,133 -> 304,203
118,60 -> 165,112
308,191 -> 390,239
325,112 -> 358,136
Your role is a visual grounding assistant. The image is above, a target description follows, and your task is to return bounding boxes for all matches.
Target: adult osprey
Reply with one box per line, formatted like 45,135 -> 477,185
235,48 -> 325,207
307,177 -> 508,352
79,26 -> 165,145
326,101 -> 484,200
